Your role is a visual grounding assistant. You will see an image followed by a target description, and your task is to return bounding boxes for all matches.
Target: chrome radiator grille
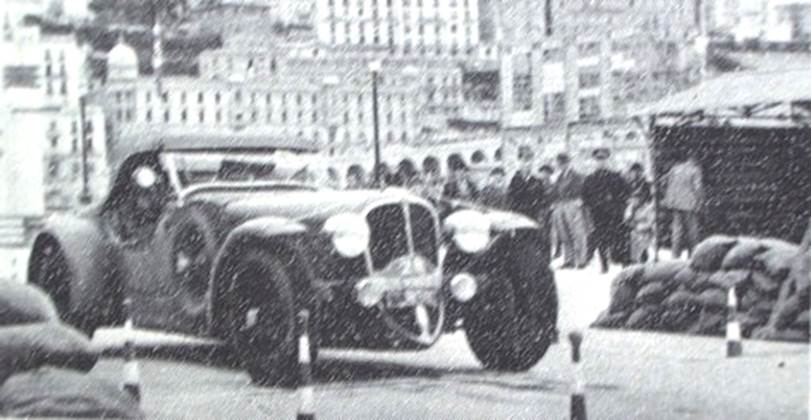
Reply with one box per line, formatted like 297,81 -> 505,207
366,203 -> 438,271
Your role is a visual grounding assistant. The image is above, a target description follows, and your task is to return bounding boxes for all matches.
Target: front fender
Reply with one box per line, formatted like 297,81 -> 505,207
209,216 -> 314,336
28,214 -> 122,325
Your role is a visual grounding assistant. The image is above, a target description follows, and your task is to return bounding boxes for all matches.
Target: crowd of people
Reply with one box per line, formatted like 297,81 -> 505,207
337,146 -> 705,273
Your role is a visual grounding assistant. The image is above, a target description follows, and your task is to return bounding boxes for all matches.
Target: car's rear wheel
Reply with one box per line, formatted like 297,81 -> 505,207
464,259 -> 557,371
29,241 -> 99,337
227,249 -> 317,387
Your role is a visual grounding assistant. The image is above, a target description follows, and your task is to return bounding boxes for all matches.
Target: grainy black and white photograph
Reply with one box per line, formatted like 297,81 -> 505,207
0,0 -> 808,418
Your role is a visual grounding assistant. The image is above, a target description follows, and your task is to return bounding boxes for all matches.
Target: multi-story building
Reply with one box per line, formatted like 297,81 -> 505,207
314,0 -> 481,55
94,32 -> 463,163
492,0 -> 705,144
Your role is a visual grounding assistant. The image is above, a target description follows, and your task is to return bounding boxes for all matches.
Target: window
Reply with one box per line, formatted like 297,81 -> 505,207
215,92 -> 221,104
543,93 -> 565,121
164,110 -> 170,123
578,42 -> 600,56
199,110 -> 205,123
578,96 -> 600,120
181,109 -> 187,123
578,68 -> 601,89
146,110 -> 153,122
198,92 -> 204,103
513,74 -> 533,111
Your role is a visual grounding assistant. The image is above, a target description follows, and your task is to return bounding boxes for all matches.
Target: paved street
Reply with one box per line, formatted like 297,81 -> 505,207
90,260 -> 809,420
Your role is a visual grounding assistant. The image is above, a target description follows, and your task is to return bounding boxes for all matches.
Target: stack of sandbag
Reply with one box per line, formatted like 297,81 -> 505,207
593,235 -> 810,342
0,280 -> 143,418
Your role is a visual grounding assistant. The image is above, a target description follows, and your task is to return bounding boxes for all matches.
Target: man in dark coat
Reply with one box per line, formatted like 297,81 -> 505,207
507,146 -> 548,220
582,148 -> 631,273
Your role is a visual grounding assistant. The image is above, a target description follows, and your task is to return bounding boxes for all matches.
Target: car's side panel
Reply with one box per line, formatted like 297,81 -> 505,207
28,214 -> 123,329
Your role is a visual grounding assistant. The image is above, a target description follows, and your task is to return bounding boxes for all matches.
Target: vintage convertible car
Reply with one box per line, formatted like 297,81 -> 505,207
27,133 -> 558,386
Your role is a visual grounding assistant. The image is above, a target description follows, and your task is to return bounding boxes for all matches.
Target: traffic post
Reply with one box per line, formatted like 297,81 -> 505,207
121,297 -> 142,403
726,286 -> 743,358
296,310 -> 315,420
568,330 -> 587,420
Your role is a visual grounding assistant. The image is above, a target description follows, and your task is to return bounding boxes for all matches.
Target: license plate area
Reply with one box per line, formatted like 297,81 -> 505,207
384,288 -> 437,308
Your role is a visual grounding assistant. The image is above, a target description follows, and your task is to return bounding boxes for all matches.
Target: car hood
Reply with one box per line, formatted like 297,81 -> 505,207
188,187 -> 429,226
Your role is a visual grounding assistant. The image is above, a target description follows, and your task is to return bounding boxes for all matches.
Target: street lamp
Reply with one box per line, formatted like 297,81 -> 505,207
369,61 -> 383,187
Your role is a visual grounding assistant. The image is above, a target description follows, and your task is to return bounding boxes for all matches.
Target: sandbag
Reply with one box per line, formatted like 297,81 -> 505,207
612,265 -> 645,290
774,294 -> 803,330
0,368 -> 143,418
0,281 -> 58,326
707,270 -> 750,289
625,305 -> 662,330
664,289 -> 701,308
720,239 -> 767,271
591,311 -> 629,329
755,244 -> 800,281
682,271 -> 716,293
791,310 -> 809,330
636,282 -> 667,306
750,271 -> 781,294
687,310 -> 725,335
0,323 -> 98,383
660,305 -> 701,332
697,289 -> 726,309
690,235 -> 738,272
641,261 -> 688,287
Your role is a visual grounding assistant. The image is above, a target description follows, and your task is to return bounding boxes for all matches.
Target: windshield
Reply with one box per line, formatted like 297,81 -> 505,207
163,150 -> 330,190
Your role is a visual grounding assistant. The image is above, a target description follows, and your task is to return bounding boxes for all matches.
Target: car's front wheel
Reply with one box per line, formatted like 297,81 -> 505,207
227,249 -> 316,387
464,257 -> 557,371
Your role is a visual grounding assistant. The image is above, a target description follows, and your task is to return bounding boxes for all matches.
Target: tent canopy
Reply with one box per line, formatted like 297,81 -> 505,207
643,69 -> 811,116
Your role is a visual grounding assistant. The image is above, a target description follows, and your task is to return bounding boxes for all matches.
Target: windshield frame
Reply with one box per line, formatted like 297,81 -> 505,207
160,149 -> 322,200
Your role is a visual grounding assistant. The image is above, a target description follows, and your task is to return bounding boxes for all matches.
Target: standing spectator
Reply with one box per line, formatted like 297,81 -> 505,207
394,159 -> 421,189
627,162 -> 651,203
582,148 -> 631,273
326,167 -> 342,189
624,190 -> 655,263
552,152 -> 589,269
507,146 -> 548,220
536,164 -> 556,244
420,159 -> 444,204
479,167 -> 508,209
662,151 -> 704,259
442,154 -> 478,202
373,163 -> 394,188
345,164 -> 366,189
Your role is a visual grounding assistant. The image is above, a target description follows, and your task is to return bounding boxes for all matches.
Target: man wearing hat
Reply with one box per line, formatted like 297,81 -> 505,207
442,153 -> 478,202
582,148 -> 631,273
552,152 -> 589,269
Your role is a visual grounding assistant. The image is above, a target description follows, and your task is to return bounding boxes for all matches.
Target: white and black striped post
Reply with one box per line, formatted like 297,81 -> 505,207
726,286 -> 743,358
568,331 -> 587,420
296,310 -> 315,420
121,297 -> 141,403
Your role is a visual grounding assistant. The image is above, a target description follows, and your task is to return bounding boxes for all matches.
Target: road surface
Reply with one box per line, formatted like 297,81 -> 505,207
89,258 -> 809,420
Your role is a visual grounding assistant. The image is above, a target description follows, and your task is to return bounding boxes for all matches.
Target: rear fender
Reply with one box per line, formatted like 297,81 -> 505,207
209,217 -> 317,337
28,214 -> 123,326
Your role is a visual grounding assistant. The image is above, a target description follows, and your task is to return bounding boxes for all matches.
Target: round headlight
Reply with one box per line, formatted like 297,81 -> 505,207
445,209 -> 491,254
323,213 -> 370,258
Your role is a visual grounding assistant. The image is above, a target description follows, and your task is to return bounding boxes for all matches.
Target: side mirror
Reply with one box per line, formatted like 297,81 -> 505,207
133,166 -> 158,189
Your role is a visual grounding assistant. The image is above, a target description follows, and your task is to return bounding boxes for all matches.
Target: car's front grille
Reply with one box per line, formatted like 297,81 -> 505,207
366,203 -> 438,271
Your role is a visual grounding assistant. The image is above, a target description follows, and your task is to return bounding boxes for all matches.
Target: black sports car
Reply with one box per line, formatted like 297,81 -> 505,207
27,133 -> 558,386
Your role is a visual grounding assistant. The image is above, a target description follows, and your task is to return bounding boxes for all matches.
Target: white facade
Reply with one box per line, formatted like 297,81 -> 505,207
314,0 -> 480,54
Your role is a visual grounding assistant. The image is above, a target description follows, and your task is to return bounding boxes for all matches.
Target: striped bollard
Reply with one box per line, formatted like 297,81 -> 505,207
568,331 -> 587,420
726,286 -> 743,358
121,298 -> 142,402
297,310 -> 315,420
